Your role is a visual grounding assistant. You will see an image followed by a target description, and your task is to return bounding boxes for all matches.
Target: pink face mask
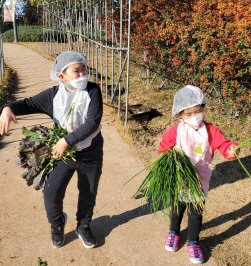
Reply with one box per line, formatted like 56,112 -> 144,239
183,112 -> 204,127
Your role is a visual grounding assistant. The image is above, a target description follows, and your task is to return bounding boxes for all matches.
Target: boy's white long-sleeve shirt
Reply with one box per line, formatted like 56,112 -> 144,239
2,82 -> 103,160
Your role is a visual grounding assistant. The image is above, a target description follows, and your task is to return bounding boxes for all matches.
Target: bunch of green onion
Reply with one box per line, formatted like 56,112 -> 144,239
125,146 -> 205,216
234,137 -> 251,178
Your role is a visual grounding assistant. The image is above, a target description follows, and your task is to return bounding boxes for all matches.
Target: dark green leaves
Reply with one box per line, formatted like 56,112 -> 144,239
22,126 -> 46,140
16,125 -> 76,190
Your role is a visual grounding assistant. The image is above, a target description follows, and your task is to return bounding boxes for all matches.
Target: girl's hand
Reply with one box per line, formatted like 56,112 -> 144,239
227,144 -> 240,159
0,107 -> 18,135
52,138 -> 69,157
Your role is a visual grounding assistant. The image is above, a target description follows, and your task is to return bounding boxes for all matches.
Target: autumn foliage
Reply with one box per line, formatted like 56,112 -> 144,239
130,0 -> 251,115
38,0 -> 251,115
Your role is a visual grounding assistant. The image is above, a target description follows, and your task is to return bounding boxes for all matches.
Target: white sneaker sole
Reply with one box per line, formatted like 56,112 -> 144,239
189,258 -> 204,264
165,245 -> 178,252
75,228 -> 97,249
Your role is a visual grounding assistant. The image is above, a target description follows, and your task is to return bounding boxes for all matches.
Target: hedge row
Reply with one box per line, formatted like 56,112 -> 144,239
2,26 -> 43,42
2,25 -> 81,43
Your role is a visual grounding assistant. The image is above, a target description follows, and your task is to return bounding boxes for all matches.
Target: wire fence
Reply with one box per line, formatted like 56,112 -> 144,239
0,34 -> 4,81
43,0 -> 131,126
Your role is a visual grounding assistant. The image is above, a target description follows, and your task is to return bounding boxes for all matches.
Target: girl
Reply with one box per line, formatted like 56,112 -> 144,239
0,51 -> 103,249
158,85 -> 239,264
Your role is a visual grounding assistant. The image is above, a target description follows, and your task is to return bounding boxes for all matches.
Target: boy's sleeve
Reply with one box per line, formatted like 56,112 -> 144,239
207,124 -> 239,160
157,124 -> 178,156
2,87 -> 56,118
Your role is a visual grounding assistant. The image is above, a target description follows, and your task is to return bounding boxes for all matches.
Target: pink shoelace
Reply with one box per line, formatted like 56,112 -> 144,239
187,244 -> 204,259
165,233 -> 180,248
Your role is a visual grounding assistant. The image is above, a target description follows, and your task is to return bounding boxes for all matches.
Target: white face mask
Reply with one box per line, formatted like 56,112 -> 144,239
183,112 -> 204,127
64,75 -> 89,90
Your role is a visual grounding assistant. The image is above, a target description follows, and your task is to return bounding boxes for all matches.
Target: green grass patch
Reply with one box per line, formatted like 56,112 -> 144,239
2,26 -> 43,42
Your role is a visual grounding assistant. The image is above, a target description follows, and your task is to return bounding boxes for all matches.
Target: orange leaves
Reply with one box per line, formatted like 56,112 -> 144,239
172,56 -> 182,67
128,0 -> 251,115
186,68 -> 194,74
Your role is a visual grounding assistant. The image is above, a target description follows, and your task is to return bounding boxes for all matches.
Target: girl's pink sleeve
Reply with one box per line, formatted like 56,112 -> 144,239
206,123 -> 239,160
157,124 -> 178,156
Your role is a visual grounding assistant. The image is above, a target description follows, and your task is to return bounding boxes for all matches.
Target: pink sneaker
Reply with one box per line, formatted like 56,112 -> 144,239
165,231 -> 180,252
187,241 -> 204,264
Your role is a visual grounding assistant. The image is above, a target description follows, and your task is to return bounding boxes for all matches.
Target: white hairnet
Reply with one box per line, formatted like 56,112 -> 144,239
172,85 -> 206,119
50,51 -> 87,82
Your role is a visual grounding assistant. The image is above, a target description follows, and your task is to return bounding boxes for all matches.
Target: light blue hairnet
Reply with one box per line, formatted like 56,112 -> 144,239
172,85 -> 206,119
50,51 -> 87,82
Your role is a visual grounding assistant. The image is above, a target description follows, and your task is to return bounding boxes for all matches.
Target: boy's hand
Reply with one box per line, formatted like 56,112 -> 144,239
52,138 -> 69,158
0,107 -> 18,135
227,144 -> 240,159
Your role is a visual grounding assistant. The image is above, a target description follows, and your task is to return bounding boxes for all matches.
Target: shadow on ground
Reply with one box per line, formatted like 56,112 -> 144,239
173,203 -> 251,263
57,157 -> 251,263
210,155 -> 251,190
200,156 -> 251,258
64,203 -> 153,247
201,202 -> 251,251
179,228 -> 213,263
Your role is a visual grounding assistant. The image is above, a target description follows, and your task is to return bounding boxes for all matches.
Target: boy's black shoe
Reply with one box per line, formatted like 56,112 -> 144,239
75,224 -> 97,248
51,212 -> 67,248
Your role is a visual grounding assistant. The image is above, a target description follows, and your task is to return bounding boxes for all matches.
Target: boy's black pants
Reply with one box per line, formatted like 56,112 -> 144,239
43,158 -> 102,229
170,201 -> 204,242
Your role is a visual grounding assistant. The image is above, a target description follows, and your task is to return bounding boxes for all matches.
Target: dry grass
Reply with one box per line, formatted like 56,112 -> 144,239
17,42 -> 251,266
0,66 -> 18,108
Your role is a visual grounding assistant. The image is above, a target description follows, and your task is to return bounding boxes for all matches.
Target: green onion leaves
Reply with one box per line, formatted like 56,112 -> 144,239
125,147 -> 205,217
234,138 -> 251,178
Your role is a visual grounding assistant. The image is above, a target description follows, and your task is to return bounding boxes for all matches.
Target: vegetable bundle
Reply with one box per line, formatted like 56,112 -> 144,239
15,125 -> 76,190
125,146 -> 205,216
234,138 -> 251,178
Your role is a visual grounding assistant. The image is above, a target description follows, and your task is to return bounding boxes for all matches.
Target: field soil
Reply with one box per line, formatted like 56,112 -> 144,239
0,42 -> 250,266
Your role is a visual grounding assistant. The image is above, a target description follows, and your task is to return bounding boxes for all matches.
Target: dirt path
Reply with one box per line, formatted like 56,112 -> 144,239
0,43 -> 217,266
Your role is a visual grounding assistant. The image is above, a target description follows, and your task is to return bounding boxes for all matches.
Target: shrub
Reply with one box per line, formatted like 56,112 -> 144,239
129,0 -> 251,116
0,67 -> 17,109
2,26 -> 43,42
